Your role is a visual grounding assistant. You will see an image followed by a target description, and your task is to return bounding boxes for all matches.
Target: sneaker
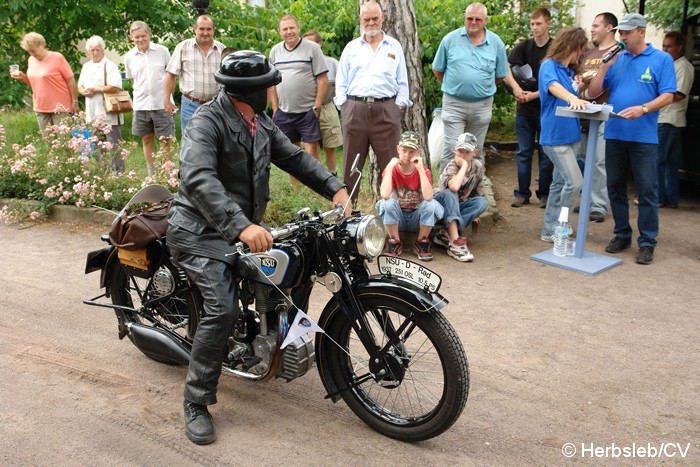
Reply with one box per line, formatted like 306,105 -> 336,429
184,400 -> 216,445
589,211 -> 606,223
605,236 -> 631,254
511,196 -> 530,207
636,246 -> 654,265
447,237 -> 474,262
433,229 -> 451,248
385,237 -> 403,256
540,233 -> 555,243
414,237 -> 433,261
538,197 -> 547,209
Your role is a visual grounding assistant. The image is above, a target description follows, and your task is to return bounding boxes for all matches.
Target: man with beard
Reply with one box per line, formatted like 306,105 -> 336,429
335,0 -> 412,202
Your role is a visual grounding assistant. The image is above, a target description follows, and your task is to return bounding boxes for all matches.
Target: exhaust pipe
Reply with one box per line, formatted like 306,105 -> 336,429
127,322 -> 191,366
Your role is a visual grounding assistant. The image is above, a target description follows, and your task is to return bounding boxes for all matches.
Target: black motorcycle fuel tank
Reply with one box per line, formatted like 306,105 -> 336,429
238,241 -> 304,288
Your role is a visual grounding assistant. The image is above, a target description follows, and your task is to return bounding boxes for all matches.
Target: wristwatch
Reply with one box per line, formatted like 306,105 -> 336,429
642,104 -> 649,114
312,106 -> 320,112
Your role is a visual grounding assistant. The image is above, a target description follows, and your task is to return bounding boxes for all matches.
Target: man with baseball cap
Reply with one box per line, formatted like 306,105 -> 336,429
588,13 -> 676,265
433,132 -> 488,262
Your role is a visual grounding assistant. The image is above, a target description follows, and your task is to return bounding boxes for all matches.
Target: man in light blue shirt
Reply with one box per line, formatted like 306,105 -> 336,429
432,2 -> 522,172
335,0 -> 412,202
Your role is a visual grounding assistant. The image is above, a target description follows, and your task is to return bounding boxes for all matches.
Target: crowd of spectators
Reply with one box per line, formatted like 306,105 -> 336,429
9,2 -> 689,265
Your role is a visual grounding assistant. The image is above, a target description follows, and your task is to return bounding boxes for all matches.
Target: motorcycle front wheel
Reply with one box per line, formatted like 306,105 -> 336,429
108,257 -> 200,361
320,294 -> 469,441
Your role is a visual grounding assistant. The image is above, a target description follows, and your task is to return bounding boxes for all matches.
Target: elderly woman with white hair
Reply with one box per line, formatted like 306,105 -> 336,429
10,32 -> 79,133
78,35 -> 126,173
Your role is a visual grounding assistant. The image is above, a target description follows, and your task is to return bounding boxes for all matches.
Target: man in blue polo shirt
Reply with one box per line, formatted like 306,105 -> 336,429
588,13 -> 676,265
432,2 -> 523,173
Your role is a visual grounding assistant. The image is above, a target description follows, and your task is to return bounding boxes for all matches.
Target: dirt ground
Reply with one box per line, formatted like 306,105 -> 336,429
1,152 -> 698,465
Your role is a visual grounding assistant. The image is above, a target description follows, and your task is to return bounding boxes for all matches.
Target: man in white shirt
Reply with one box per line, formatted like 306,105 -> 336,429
124,21 -> 174,176
335,1 -> 412,201
658,31 -> 694,208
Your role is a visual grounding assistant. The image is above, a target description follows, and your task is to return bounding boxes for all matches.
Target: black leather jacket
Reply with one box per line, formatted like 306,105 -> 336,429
167,89 -> 345,262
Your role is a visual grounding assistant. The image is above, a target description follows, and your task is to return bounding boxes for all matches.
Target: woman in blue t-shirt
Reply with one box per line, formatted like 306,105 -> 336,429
538,26 -> 590,242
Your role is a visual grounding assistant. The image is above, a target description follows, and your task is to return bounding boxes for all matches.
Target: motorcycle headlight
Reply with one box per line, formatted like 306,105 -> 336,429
341,214 -> 386,259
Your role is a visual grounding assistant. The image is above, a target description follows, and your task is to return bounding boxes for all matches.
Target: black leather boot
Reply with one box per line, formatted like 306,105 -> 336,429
184,400 -> 216,445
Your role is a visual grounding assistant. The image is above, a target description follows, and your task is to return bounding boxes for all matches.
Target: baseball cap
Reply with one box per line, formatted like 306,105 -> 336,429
398,131 -> 421,149
454,132 -> 478,151
613,13 -> 647,31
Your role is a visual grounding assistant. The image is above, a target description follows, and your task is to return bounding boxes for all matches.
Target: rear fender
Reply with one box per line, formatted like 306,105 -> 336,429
315,279 -> 449,403
85,246 -> 119,293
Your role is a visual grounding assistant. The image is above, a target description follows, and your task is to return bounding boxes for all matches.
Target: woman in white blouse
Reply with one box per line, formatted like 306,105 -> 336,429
78,35 -> 125,173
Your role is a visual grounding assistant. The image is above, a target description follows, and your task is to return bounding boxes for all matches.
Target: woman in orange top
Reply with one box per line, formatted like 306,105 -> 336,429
10,32 -> 79,133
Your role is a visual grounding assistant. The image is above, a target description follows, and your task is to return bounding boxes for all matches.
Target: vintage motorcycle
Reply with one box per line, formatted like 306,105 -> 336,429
84,179 -> 469,441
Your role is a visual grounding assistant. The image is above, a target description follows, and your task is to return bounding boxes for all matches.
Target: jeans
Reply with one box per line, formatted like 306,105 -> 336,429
606,139 -> 659,247
375,198 -> 443,231
579,121 -> 609,215
514,114 -> 553,200
434,189 -> 488,234
180,94 -> 203,136
541,143 -> 582,236
657,123 -> 683,206
440,94 -> 493,173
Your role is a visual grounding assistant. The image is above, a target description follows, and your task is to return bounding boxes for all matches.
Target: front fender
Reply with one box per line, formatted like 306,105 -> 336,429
315,278 -> 449,403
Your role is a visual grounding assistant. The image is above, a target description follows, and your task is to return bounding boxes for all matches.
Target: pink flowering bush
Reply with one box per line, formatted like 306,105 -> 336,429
0,114 -> 179,223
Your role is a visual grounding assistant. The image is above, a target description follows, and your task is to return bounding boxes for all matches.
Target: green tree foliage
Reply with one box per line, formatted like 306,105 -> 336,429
625,0 -> 699,30
2,0 -> 576,122
1,0 -> 193,106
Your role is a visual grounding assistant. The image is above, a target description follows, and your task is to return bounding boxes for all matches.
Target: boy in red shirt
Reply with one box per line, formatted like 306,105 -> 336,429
376,131 -> 444,261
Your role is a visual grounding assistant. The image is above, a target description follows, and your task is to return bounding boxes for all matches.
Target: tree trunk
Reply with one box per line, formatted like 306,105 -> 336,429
358,0 -> 427,201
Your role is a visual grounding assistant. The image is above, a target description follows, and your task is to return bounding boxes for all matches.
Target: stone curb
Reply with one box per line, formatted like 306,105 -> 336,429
0,198 -> 116,226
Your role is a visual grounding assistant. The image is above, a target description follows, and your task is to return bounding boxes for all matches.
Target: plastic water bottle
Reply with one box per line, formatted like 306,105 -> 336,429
553,207 -> 572,257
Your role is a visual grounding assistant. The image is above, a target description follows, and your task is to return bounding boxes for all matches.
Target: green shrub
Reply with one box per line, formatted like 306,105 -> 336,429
0,112 -> 351,226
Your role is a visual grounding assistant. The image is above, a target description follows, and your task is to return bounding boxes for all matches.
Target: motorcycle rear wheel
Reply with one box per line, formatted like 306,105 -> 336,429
108,257 -> 199,361
321,295 -> 469,441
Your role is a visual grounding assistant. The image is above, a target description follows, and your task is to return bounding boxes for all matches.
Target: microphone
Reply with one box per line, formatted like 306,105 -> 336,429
602,42 -> 626,63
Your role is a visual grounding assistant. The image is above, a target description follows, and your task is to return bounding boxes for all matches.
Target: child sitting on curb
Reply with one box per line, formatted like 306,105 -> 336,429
433,132 -> 489,262
376,131 -> 444,261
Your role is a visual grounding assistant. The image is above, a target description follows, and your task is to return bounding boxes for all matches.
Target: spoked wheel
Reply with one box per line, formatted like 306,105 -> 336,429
320,295 -> 469,441
108,257 -> 200,359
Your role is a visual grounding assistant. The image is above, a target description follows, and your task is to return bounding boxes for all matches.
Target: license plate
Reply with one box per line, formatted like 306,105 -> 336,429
377,255 -> 442,293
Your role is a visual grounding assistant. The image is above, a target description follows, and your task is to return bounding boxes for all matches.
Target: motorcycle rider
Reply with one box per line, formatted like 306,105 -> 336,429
166,50 -> 350,445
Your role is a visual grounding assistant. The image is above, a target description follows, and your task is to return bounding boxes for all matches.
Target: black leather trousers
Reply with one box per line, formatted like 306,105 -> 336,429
172,252 -> 239,405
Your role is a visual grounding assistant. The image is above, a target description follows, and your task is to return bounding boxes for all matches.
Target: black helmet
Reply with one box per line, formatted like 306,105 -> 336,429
215,50 -> 281,90
512,65 -> 537,92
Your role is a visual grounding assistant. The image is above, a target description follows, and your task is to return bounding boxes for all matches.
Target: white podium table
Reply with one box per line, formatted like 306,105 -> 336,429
531,107 -> 622,275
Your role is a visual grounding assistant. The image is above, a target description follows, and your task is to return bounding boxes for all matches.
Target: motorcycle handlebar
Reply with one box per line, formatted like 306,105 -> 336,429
231,204 -> 346,254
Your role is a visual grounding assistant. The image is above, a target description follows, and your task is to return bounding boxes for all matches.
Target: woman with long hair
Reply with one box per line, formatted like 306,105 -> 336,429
538,26 -> 590,242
